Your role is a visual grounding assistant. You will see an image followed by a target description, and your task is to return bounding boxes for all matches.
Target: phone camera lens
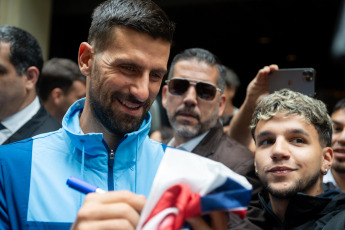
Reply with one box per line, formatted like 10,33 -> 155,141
303,71 -> 313,82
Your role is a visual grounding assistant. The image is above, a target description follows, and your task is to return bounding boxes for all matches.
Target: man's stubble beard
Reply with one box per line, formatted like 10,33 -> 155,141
259,170 -> 321,199
89,62 -> 152,136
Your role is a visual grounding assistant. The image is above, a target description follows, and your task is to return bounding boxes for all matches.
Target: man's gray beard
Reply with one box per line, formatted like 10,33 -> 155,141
166,110 -> 200,138
332,161 -> 345,174
260,170 -> 321,199
172,122 -> 201,139
167,106 -> 219,139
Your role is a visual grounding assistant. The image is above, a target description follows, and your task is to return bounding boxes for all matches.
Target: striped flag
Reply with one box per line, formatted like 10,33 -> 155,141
137,147 -> 253,230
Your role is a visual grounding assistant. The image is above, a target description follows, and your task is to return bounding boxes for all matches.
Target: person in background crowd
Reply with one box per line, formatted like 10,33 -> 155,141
221,66 -> 240,132
38,57 -> 86,123
324,98 -> 345,192
0,26 -> 61,145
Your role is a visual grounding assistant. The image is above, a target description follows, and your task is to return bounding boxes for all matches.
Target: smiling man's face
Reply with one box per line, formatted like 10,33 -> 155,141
254,113 -> 328,198
87,27 -> 170,136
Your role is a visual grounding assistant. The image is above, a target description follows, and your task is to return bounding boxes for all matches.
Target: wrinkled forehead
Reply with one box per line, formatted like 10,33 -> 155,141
173,59 -> 219,84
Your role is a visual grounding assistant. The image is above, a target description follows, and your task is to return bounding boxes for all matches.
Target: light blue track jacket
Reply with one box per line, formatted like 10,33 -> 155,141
0,98 -> 166,229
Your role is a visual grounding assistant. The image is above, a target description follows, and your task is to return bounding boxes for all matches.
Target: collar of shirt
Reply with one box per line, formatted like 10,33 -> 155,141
167,131 -> 209,152
1,96 -> 40,134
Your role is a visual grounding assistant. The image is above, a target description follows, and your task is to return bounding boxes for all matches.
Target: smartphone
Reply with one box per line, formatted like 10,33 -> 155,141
268,68 -> 316,97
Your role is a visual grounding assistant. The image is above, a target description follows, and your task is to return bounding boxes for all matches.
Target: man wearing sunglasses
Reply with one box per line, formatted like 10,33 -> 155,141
162,48 -> 264,229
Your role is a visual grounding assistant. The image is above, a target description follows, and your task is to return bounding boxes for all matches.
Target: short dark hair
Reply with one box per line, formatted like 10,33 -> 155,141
38,58 -> 85,102
0,25 -> 43,75
332,98 -> 345,114
167,48 -> 226,92
224,66 -> 240,89
88,0 -> 175,52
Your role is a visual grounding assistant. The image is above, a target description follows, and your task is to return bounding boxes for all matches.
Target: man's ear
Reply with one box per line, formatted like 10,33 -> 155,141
24,66 -> 39,91
161,85 -> 168,109
78,42 -> 94,76
218,94 -> 226,117
50,88 -> 64,105
321,147 -> 333,174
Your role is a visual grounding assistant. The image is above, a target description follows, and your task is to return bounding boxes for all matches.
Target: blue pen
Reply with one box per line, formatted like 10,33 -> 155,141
66,176 -> 106,194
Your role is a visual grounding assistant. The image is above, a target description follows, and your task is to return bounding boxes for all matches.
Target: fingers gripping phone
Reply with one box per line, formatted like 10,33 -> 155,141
268,68 -> 316,97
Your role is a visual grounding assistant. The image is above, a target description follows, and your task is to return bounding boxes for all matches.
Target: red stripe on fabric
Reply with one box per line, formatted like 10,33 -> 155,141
142,184 -> 201,230
230,209 -> 247,219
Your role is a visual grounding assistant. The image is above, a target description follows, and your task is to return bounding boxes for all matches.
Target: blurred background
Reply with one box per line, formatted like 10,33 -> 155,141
1,0 -> 345,111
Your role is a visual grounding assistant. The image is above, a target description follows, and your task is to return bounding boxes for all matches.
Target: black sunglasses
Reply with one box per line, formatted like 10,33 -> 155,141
165,78 -> 221,101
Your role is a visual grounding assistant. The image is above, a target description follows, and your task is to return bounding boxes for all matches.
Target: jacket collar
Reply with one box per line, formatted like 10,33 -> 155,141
61,98 -> 152,158
192,121 -> 224,157
259,190 -> 343,227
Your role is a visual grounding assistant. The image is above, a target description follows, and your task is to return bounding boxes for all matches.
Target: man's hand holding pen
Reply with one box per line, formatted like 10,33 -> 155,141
71,191 -> 146,230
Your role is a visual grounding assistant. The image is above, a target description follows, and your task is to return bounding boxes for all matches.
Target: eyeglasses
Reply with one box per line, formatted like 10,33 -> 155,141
165,78 -> 221,101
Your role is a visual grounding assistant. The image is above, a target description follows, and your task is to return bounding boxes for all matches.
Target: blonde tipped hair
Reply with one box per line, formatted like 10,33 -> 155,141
250,89 -> 332,147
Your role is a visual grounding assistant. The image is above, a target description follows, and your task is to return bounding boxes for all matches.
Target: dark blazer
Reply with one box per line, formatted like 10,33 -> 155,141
192,121 -> 264,230
2,104 -> 61,145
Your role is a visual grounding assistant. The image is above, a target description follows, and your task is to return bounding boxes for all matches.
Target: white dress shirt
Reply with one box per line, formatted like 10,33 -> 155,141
0,97 -> 40,144
167,131 -> 209,152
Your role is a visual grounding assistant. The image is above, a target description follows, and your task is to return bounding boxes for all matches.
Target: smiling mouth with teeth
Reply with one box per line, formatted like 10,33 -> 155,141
119,99 -> 140,109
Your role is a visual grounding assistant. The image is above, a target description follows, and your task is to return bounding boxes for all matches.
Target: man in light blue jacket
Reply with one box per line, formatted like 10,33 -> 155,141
0,0 -> 237,229
0,0 -> 174,229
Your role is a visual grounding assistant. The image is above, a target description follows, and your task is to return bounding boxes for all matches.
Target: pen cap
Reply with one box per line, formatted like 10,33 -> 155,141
67,176 -> 98,194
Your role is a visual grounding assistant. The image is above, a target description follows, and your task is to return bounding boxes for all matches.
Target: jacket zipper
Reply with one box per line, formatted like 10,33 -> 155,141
106,136 -> 127,192
108,149 -> 115,191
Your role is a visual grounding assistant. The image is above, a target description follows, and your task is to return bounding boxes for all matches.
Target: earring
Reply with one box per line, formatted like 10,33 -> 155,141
322,169 -> 328,175
255,169 -> 258,176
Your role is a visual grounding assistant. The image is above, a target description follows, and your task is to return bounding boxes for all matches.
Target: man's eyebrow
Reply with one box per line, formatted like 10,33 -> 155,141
112,59 -> 142,69
152,68 -> 167,76
288,128 -> 310,138
332,120 -> 344,126
112,59 -> 167,75
256,128 -> 310,139
256,131 -> 273,140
